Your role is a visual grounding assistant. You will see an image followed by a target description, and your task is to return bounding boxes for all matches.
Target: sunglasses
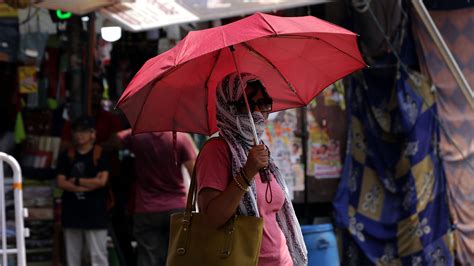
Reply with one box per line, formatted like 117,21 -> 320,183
233,96 -> 273,114
232,81 -> 273,114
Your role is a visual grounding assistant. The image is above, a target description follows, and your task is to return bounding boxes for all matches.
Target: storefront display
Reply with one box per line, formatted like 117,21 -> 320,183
306,81 -> 345,179
262,109 -> 304,199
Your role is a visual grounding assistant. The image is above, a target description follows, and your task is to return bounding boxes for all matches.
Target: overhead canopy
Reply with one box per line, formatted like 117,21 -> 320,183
100,0 -> 199,32
100,0 -> 331,32
35,0 -> 115,15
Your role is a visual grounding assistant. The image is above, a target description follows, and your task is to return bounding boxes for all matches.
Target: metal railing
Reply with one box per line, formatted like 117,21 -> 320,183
0,152 -> 27,266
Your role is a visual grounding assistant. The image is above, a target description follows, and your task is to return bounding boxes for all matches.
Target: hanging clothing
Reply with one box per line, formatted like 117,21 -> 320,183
0,18 -> 19,62
333,69 -> 454,265
423,0 -> 474,10
412,8 -> 474,265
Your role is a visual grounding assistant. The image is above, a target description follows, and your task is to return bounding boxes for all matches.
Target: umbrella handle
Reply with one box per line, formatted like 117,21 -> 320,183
231,46 -> 272,186
230,45 -> 260,145
242,91 -> 260,145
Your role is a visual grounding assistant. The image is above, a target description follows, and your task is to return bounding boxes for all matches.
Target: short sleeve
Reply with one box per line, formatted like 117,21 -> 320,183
117,129 -> 132,150
178,133 -> 197,163
56,152 -> 70,176
196,139 -> 232,194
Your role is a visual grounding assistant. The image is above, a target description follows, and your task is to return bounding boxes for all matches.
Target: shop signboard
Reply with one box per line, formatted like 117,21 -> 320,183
101,0 -> 199,32
35,0 -> 115,15
101,0 -> 331,32
176,0 -> 331,21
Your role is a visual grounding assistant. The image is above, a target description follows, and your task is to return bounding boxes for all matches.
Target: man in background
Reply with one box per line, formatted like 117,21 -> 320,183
56,116 -> 110,266
115,130 -> 196,266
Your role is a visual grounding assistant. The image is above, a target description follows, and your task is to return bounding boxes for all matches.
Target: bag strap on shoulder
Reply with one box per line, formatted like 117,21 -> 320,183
92,145 -> 103,166
66,144 -> 102,166
185,136 -> 228,213
67,147 -> 75,161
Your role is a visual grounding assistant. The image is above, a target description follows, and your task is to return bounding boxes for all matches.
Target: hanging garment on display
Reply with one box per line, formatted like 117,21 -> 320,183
351,0 -> 404,59
19,32 -> 49,66
0,18 -> 19,62
333,69 -> 454,265
413,8 -> 474,265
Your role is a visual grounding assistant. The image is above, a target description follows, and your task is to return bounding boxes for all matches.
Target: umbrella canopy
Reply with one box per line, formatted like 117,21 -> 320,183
117,12 -> 366,136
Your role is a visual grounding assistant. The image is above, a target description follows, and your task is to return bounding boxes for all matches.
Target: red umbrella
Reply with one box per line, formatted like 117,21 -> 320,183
117,12 -> 366,136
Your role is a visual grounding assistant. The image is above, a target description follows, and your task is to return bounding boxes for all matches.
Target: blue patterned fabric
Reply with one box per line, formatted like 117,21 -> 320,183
333,69 -> 454,265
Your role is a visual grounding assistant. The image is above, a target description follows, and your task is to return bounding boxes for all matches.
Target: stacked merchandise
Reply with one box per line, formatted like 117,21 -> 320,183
19,100 -> 62,265
21,110 -> 61,172
21,135 -> 61,170
23,180 -> 54,266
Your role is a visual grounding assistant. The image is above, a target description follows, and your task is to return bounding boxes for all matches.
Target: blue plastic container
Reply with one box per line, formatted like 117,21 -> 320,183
301,224 -> 340,266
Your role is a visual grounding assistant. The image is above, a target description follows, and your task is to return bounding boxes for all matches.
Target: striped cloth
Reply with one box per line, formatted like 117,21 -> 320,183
413,8 -> 474,264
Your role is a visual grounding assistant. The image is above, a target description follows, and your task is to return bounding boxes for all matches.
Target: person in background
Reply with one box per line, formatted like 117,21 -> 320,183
196,72 -> 307,265
88,75 -> 136,264
90,76 -> 124,144
56,115 -> 110,266
61,76 -> 123,148
0,112 -> 14,154
114,130 -> 197,266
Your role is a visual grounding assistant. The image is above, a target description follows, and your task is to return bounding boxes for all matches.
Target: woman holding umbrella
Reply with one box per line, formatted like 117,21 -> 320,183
196,72 -> 307,266
116,12 -> 365,266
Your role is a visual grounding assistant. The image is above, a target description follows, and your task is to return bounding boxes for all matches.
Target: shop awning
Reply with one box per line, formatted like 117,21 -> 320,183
100,0 -> 332,32
35,0 -> 115,15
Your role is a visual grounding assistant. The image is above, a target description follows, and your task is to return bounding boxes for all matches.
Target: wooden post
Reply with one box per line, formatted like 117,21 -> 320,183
85,13 -> 96,115
68,17 -> 83,117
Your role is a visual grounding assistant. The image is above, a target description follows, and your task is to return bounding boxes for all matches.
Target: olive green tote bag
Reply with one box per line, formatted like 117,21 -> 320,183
166,139 -> 263,266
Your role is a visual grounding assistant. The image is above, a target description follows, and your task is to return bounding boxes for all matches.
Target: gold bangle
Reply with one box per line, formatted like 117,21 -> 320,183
240,168 -> 251,186
233,175 -> 249,192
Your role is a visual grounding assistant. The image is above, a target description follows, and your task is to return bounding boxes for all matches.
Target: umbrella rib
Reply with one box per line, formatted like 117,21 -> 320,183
205,49 -> 222,134
205,49 -> 222,90
259,13 -> 277,35
131,65 -> 181,134
175,36 -> 188,65
241,42 -> 306,104
268,34 -> 367,67
131,82 -> 154,134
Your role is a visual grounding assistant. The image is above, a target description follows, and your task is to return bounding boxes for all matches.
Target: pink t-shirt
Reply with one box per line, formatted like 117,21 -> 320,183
119,130 -> 196,213
196,139 -> 293,266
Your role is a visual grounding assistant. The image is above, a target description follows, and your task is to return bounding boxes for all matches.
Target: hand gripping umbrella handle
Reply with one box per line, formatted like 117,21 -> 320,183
230,46 -> 272,185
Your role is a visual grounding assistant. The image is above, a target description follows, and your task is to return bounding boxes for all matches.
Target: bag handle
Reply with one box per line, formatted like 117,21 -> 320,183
176,137 -> 245,257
